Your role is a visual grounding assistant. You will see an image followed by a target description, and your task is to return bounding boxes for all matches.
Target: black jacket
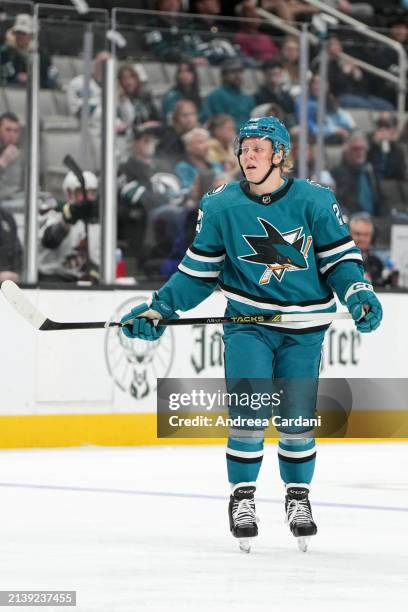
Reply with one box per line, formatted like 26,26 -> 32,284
0,207 -> 22,272
331,160 -> 383,217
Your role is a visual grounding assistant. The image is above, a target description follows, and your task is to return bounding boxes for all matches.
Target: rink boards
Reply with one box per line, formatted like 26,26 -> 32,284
0,287 -> 406,447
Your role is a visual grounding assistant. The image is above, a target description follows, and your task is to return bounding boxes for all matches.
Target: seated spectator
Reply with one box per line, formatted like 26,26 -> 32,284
117,64 -> 160,133
0,112 -> 24,201
349,213 -> 398,286
162,61 -> 202,120
295,74 -> 355,144
145,0 -> 223,65
39,172 -> 100,283
201,58 -> 256,128
331,133 -> 383,216
253,101 -> 298,135
234,4 -> 279,63
278,36 -> 307,97
190,0 -> 240,65
290,134 -> 335,188
0,13 -> 57,89
367,113 -> 406,180
255,60 -> 295,117
157,99 -> 201,169
0,205 -> 22,283
175,127 -> 224,189
67,51 -> 110,127
207,113 -> 240,175
312,34 -> 395,111
117,123 -> 180,269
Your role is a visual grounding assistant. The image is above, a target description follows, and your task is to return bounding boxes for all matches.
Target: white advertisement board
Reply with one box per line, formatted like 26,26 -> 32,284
0,287 -> 405,416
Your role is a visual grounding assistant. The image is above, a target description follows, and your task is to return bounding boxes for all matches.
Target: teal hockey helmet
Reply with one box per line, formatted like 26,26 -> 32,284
235,116 -> 291,159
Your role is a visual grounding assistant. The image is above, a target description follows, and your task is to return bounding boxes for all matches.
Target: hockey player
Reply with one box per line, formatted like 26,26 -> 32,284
120,116 -> 383,552
39,171 -> 99,282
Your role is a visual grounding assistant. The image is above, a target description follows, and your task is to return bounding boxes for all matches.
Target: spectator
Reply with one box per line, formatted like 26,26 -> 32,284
117,64 -> 160,132
145,0 -> 212,64
0,205 -> 22,283
295,74 -> 355,144
312,34 -> 395,111
255,60 -> 295,116
349,213 -> 398,286
331,133 -> 383,216
175,127 -> 224,189
367,113 -> 406,180
0,112 -> 24,201
0,13 -> 57,89
207,113 -> 240,174
202,58 -> 256,127
279,36 -> 306,97
158,99 -> 201,169
234,4 -> 279,63
39,171 -> 100,283
162,61 -> 202,120
190,0 -> 239,65
117,123 -> 180,268
253,101 -> 298,135
67,51 -> 110,126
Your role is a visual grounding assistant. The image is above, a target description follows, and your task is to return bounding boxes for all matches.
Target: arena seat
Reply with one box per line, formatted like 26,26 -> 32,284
347,108 -> 374,134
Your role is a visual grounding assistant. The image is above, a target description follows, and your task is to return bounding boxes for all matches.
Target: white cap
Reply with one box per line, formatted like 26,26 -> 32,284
62,171 -> 98,195
13,14 -> 33,34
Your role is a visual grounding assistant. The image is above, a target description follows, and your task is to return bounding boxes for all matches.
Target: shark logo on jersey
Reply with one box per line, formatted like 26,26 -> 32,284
239,218 -> 313,284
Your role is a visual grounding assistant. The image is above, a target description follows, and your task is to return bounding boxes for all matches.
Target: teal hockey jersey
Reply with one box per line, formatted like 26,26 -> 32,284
157,177 -> 365,333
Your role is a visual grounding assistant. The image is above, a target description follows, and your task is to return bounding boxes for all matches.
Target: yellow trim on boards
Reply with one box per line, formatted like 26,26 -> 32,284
0,413 -> 407,449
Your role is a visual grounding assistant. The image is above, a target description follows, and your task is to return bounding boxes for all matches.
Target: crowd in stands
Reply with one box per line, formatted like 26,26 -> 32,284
2,2 -> 408,285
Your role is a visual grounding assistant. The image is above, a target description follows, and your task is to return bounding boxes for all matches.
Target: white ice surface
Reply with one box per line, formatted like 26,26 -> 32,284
0,443 -> 407,612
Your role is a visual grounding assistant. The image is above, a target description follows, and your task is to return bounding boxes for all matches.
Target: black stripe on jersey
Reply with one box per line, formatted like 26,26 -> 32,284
178,269 -> 219,283
226,453 -> 263,464
240,178 -> 294,204
189,245 -> 226,258
315,235 -> 353,253
264,324 -> 330,335
219,281 -> 334,308
278,452 -> 317,464
321,258 -> 364,278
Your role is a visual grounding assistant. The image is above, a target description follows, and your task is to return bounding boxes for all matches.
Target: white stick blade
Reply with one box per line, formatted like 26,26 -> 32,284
1,280 -> 47,329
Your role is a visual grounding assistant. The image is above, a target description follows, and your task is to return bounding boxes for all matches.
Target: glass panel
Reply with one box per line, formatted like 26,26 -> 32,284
0,0 -> 33,285
36,4 -> 109,285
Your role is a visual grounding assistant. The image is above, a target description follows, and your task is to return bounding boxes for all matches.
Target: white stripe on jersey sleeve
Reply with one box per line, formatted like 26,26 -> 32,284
178,263 -> 220,278
319,252 -> 363,275
316,239 -> 356,259
186,248 -> 226,263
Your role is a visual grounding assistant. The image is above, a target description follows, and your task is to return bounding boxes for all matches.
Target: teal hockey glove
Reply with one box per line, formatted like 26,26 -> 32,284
345,282 -> 383,333
120,292 -> 179,340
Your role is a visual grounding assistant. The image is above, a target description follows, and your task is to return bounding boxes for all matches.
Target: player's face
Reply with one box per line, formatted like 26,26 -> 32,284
240,137 -> 278,181
73,188 -> 97,204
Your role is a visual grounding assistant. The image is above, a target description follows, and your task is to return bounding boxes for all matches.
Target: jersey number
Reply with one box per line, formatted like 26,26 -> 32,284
332,203 -> 344,225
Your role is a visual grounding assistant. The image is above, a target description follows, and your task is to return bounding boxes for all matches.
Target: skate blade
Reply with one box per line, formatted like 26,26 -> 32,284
296,536 -> 310,552
239,538 -> 252,553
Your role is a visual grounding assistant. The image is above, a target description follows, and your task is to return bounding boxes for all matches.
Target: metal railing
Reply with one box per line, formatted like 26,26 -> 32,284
298,0 -> 407,124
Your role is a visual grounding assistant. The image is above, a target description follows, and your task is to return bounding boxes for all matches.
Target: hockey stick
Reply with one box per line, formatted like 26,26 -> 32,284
1,281 -> 352,331
63,154 -> 92,276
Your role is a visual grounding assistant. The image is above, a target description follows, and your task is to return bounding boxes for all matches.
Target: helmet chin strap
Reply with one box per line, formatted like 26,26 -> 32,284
239,158 -> 281,186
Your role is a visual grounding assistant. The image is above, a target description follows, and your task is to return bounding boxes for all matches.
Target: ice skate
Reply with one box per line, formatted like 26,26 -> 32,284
285,484 -> 317,552
228,484 -> 259,553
